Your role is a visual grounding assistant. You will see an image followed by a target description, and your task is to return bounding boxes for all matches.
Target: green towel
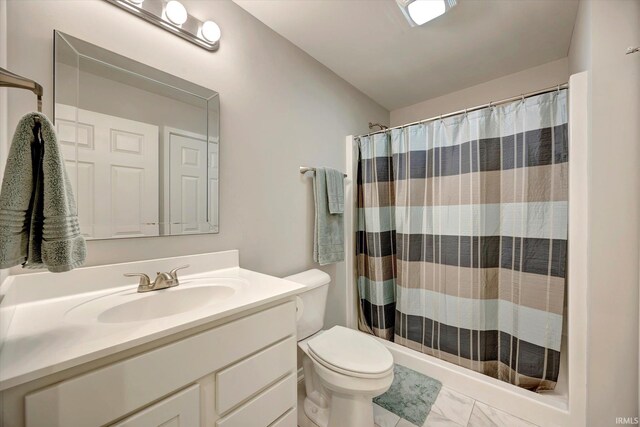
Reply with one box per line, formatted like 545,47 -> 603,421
325,168 -> 344,214
0,112 -> 86,272
313,167 -> 344,265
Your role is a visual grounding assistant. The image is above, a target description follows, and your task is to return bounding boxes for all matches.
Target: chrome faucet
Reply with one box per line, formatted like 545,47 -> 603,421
124,265 -> 190,293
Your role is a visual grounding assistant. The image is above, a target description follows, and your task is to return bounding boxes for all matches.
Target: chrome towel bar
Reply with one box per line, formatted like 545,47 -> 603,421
300,166 -> 347,177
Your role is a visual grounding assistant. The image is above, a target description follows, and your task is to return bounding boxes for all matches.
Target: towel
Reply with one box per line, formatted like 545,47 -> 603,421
313,167 -> 344,265
325,168 -> 344,214
0,112 -> 86,272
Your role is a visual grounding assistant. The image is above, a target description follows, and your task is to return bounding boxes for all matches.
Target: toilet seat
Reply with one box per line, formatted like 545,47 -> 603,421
307,326 -> 394,379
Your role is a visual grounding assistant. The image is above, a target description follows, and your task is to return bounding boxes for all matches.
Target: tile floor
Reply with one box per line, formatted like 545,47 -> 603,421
298,381 -> 539,427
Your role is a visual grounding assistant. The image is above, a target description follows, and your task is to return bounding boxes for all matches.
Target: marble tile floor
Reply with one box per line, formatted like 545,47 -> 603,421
297,381 -> 539,427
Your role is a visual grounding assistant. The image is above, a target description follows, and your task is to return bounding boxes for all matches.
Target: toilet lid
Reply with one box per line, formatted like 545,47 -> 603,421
307,326 -> 393,376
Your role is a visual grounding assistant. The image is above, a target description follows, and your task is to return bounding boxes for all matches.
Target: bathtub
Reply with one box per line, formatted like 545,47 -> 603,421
375,336 -> 569,426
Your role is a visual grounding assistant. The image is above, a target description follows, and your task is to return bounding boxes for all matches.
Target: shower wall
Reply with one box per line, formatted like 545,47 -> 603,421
568,0 -> 640,424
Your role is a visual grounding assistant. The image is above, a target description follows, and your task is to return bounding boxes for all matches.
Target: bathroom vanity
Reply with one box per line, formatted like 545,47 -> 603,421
0,251 -> 304,427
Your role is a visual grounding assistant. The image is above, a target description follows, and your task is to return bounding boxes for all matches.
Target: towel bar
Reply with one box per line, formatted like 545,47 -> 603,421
0,67 -> 43,113
300,166 -> 347,177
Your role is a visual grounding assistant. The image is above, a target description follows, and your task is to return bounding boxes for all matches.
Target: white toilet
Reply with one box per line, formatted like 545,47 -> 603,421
285,269 -> 394,427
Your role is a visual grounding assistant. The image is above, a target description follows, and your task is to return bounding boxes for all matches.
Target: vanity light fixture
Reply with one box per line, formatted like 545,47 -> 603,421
201,20 -> 221,43
164,0 -> 188,26
105,0 -> 221,51
396,0 -> 457,27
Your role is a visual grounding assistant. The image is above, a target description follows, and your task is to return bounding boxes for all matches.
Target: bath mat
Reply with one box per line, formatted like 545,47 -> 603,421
373,364 -> 442,426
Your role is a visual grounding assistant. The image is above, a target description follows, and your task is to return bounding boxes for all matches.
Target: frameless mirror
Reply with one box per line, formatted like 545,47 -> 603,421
54,31 -> 219,240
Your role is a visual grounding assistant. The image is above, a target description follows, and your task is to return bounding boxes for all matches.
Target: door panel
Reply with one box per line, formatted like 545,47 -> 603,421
64,160 -> 95,238
167,130 -> 210,235
56,104 -> 159,239
208,142 -> 219,231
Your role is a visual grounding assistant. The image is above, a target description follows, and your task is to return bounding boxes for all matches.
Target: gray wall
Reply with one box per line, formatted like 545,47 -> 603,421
5,0 -> 389,329
569,0 -> 640,424
390,58 -> 569,127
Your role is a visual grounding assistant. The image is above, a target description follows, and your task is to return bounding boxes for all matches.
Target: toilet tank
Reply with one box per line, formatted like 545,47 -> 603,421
284,269 -> 330,340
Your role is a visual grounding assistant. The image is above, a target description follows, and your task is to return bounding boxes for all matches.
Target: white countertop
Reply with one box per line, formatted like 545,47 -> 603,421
0,252 -> 306,391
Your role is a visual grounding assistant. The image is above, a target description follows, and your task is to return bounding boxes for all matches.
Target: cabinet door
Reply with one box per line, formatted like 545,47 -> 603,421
112,385 -> 199,427
25,302 -> 295,427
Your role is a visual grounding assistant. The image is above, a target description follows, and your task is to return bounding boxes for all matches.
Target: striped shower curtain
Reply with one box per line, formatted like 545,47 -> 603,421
356,90 -> 568,391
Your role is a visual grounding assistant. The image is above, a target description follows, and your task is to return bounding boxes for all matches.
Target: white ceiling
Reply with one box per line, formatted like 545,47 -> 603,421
233,0 -> 579,111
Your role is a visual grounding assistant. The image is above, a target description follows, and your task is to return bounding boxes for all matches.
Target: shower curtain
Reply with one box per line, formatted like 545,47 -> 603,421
356,90 -> 567,391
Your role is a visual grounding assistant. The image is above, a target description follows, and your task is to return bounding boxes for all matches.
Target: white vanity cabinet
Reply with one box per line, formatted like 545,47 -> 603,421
5,301 -> 297,427
113,385 -> 201,427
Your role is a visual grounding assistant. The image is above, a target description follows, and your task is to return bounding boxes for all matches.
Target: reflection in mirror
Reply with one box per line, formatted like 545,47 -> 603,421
54,31 -> 219,240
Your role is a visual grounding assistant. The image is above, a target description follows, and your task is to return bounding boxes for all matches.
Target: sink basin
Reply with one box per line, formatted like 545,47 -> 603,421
65,277 -> 246,324
98,285 -> 235,323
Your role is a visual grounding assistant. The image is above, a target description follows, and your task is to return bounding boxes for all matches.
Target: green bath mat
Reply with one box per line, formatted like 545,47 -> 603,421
373,364 -> 442,426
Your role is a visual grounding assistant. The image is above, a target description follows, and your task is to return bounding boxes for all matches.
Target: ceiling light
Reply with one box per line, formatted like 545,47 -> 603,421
397,0 -> 457,27
408,0 -> 445,25
165,0 -> 188,26
201,21 -> 221,43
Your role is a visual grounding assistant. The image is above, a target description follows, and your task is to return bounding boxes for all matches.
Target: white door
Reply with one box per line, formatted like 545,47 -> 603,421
165,128 -> 214,235
56,104 -> 159,239
208,141 -> 219,232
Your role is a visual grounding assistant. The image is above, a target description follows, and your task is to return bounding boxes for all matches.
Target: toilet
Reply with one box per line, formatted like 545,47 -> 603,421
285,269 -> 394,427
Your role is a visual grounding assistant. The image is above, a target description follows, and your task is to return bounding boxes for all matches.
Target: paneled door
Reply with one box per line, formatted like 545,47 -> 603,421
55,104 -> 159,239
164,127 -> 216,235
208,140 -> 219,232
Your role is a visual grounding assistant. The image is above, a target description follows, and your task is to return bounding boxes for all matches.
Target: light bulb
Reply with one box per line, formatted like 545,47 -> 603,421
165,0 -> 188,26
407,0 -> 446,26
201,21 -> 221,43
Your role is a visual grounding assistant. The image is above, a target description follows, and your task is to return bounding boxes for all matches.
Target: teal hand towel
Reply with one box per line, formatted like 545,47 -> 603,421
0,112 -> 86,272
325,168 -> 344,214
313,168 -> 344,265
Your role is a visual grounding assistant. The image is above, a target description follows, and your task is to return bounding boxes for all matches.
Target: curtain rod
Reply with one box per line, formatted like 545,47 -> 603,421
0,67 -> 43,112
358,82 -> 569,139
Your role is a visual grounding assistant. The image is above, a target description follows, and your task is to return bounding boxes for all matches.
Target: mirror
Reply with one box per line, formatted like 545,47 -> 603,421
53,31 -> 219,240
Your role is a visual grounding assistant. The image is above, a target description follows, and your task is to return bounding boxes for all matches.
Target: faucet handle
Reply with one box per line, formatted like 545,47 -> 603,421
169,264 -> 190,280
124,273 -> 152,292
153,272 -> 174,290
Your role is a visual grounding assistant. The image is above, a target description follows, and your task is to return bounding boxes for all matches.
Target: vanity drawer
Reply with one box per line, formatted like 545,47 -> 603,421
25,301 -> 296,427
269,408 -> 296,427
111,384 -> 200,427
216,336 -> 296,413
216,373 -> 296,427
